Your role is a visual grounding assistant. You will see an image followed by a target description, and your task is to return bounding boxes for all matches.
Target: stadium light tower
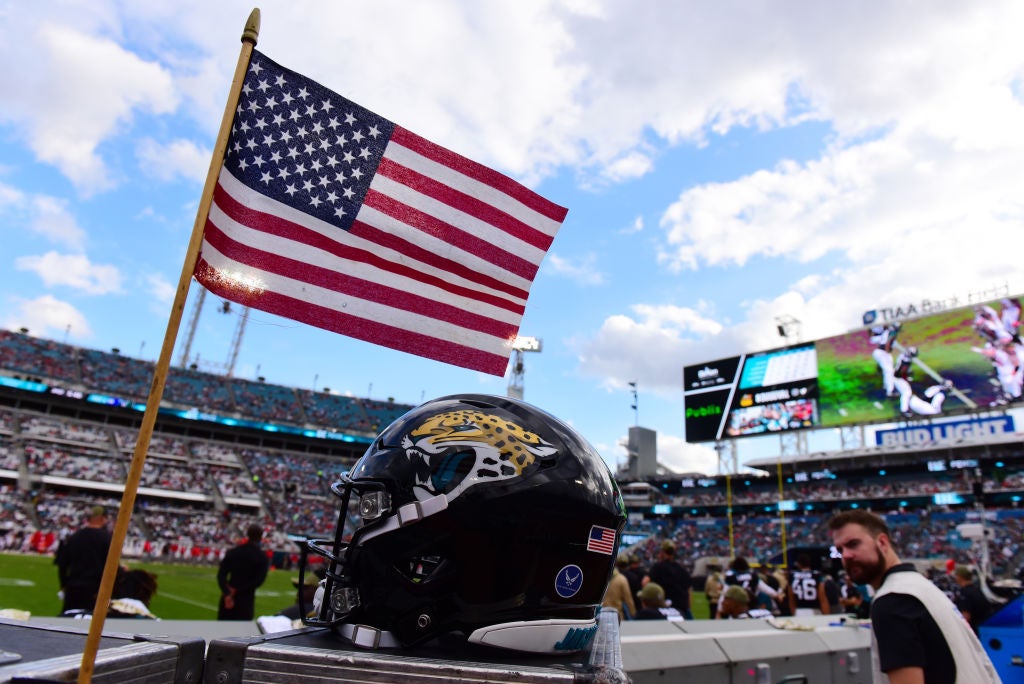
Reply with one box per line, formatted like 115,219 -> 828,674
507,336 -> 541,400
225,305 -> 251,378
178,288 -> 207,368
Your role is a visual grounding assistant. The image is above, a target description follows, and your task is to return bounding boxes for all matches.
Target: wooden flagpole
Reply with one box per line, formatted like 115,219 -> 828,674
76,9 -> 260,682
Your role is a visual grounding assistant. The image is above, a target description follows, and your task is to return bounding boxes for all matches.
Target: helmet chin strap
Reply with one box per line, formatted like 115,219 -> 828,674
338,622 -> 403,649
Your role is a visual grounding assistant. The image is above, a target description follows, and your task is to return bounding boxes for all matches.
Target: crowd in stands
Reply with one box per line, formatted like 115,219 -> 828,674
25,441 -> 127,482
661,472 -> 1020,508
78,348 -> 152,400
0,404 -> 351,559
0,329 -> 415,434
2,329 -> 1023,585
295,389 -> 366,429
361,399 -> 414,433
623,509 -> 1024,580
240,449 -> 344,498
163,366 -> 237,414
20,414 -> 111,446
231,377 -> 307,425
113,429 -> 189,459
0,332 -> 77,384
3,392 -> 1021,581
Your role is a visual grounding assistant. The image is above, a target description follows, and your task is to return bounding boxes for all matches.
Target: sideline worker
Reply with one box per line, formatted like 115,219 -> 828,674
828,510 -> 999,683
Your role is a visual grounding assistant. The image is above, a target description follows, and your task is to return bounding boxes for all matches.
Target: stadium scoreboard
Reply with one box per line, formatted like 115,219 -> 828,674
683,294 -> 1023,443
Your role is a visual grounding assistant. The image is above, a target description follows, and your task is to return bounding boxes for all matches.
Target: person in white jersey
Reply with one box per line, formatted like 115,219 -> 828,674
828,510 -> 999,683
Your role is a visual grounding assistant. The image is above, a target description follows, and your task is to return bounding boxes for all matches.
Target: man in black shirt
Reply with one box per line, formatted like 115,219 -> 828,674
55,505 -> 112,615
217,523 -> 270,620
645,540 -> 692,619
829,510 -> 998,683
953,565 -> 994,634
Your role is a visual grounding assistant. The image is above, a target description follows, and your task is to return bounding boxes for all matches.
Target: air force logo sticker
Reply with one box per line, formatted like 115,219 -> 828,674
555,564 -> 583,598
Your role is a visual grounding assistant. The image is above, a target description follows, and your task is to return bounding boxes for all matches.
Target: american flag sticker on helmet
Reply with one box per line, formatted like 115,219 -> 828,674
586,525 -> 616,555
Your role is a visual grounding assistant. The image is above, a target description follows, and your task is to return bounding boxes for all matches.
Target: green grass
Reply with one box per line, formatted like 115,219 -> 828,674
0,552 -> 297,620
690,590 -> 710,619
1,551 -> 716,621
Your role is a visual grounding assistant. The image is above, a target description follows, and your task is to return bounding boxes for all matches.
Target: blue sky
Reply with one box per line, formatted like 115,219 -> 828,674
2,1 -> 1023,475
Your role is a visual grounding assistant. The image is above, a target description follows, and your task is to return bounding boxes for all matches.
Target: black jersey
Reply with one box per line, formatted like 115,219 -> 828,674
789,568 -> 822,610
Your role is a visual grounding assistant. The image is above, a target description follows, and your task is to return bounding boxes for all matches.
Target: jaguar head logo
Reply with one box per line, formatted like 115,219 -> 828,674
401,409 -> 557,499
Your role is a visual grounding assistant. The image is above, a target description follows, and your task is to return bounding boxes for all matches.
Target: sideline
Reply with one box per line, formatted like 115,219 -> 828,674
157,591 -> 217,611
0,578 -> 36,587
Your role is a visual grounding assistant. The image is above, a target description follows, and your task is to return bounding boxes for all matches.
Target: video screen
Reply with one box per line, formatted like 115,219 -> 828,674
817,297 -> 1021,426
683,296 -> 1022,443
683,343 -> 819,442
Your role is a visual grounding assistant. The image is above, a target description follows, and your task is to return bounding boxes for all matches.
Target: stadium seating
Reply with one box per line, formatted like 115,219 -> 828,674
296,389 -> 371,431
0,330 -> 79,384
2,330 -> 1022,584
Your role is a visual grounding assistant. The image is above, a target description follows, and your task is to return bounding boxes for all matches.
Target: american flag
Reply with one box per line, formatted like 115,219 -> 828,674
586,525 -> 616,555
195,51 -> 567,376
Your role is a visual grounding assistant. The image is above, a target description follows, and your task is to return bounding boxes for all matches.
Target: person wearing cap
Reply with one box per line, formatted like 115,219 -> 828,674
602,553 -> 636,621
704,562 -> 724,606
54,504 -> 112,615
634,582 -> 683,621
217,522 -> 270,620
644,539 -> 693,619
952,565 -> 994,634
277,567 -> 324,621
719,585 -> 754,619
623,553 -> 646,598
720,556 -> 779,617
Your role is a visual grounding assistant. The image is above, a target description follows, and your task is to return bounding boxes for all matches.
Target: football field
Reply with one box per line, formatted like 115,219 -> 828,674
0,552 -> 298,620
1,551 -> 713,620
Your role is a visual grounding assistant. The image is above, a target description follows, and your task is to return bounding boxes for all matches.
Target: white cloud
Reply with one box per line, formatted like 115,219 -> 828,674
29,196 -> 87,250
0,183 -> 86,250
600,151 -> 654,184
136,138 -> 210,183
3,295 -> 92,339
0,17 -> 178,194
15,252 -> 123,295
0,181 -> 23,207
546,253 -> 605,286
3,1 -> 1023,196
621,216 -> 644,235
146,273 -> 176,306
656,433 -> 719,475
575,303 -> 726,393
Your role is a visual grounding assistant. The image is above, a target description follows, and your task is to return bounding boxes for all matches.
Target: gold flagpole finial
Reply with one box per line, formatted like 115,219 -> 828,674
242,8 -> 261,44
241,7 -> 260,44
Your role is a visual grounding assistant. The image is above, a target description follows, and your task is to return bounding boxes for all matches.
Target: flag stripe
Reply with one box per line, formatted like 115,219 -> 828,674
198,238 -> 518,352
391,126 -> 568,225
381,138 -> 561,244
347,217 -> 529,301
195,258 -> 511,374
374,156 -> 553,254
211,178 -> 527,318
369,149 -> 551,267
218,168 -> 531,305
362,185 -> 541,282
204,211 -> 521,337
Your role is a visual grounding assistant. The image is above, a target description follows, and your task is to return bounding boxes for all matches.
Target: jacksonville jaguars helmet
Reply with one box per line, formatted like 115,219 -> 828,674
300,394 -> 626,653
